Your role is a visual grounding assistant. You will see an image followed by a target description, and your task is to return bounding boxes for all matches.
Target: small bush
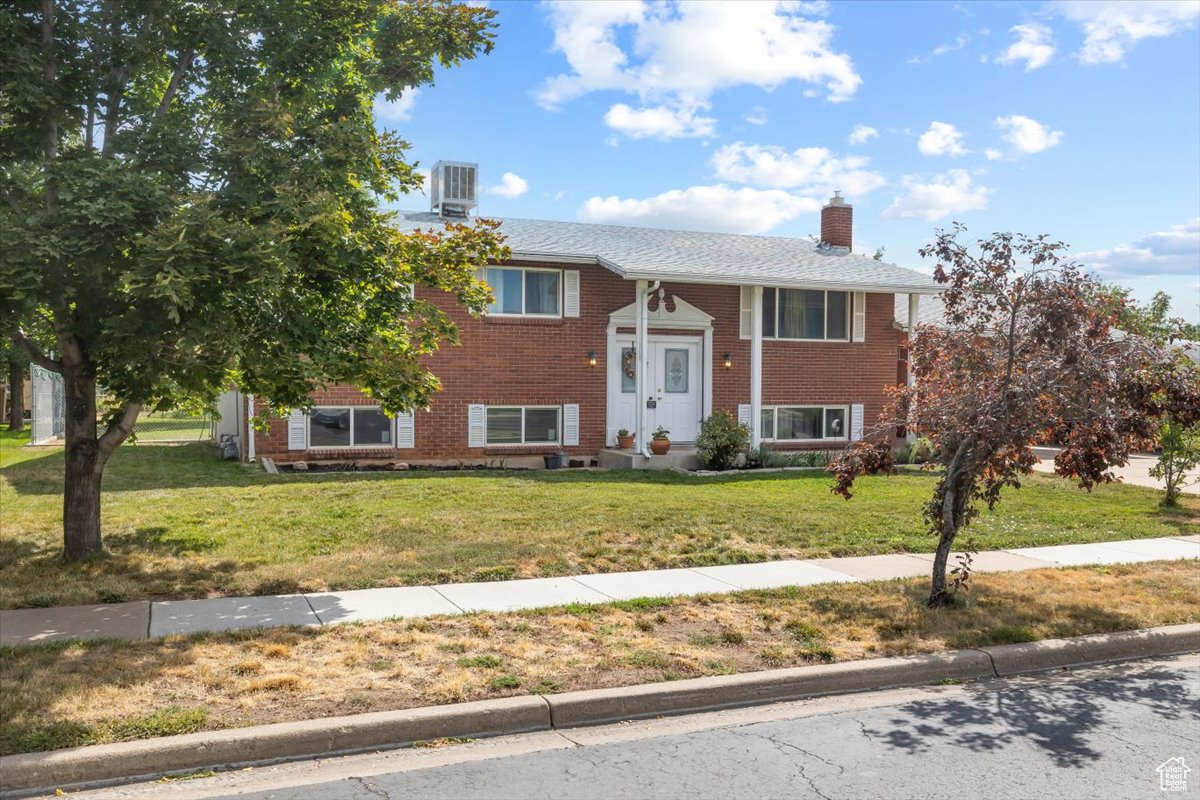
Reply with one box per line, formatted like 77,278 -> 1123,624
894,437 -> 937,465
488,674 -> 521,691
696,410 -> 750,470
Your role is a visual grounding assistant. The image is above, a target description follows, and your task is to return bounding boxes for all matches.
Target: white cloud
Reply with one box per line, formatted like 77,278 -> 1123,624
918,121 -> 968,157
848,124 -> 878,145
745,106 -> 769,126
1077,219 -> 1200,278
604,100 -> 716,139
882,170 -> 991,221
538,0 -> 861,139
985,148 -> 1003,160
579,185 -> 820,234
374,88 -> 421,123
995,23 -> 1056,71
909,33 -> 969,63
486,172 -> 529,198
1053,0 -> 1200,64
711,142 -> 886,196
995,115 -> 1064,153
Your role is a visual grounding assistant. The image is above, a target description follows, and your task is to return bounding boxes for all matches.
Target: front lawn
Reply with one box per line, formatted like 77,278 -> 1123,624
2,562 -> 1197,756
0,430 -> 1195,609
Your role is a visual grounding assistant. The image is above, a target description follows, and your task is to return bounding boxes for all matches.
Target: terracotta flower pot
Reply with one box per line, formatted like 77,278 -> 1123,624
617,434 -> 635,450
650,436 -> 671,455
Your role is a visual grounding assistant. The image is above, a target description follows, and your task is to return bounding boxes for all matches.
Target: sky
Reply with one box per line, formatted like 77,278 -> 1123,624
378,0 -> 1200,322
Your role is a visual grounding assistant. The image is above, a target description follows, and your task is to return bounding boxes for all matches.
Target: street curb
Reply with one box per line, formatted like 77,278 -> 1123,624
979,623 -> 1200,676
545,649 -> 992,728
0,696 -> 550,796
2,624 -> 1197,796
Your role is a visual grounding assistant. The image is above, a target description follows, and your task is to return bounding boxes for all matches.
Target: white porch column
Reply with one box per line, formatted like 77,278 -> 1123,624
634,280 -> 649,456
750,286 -> 763,449
907,293 -> 920,387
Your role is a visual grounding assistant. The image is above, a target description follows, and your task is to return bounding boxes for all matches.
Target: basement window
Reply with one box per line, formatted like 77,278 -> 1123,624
760,406 -> 848,442
308,407 -> 393,448
485,406 -> 560,445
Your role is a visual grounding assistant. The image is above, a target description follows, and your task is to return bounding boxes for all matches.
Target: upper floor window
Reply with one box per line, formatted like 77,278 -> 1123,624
487,267 -> 561,316
762,289 -> 850,341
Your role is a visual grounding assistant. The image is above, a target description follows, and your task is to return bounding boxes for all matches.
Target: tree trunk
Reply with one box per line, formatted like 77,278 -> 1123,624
929,443 -> 971,607
62,367 -> 103,560
929,520 -> 958,607
6,360 -> 23,432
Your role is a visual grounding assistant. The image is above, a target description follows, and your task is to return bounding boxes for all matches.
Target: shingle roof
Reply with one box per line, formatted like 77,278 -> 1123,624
894,293 -> 947,328
393,212 -> 942,294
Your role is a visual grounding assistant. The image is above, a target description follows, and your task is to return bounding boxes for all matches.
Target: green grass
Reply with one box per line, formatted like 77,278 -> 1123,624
1,430 -> 1195,609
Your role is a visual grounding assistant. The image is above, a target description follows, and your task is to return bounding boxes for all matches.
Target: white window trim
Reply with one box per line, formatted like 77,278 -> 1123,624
761,288 -> 852,343
760,404 -> 850,443
307,405 -> 396,450
484,405 -> 563,446
486,266 -> 563,318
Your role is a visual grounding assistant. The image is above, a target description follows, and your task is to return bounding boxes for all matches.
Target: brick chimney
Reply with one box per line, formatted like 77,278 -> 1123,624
820,191 -> 852,251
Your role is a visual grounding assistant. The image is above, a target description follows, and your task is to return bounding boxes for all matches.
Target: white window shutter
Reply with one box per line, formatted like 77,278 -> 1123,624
287,409 -> 308,450
394,411 -> 415,449
850,404 -> 864,441
738,286 -> 752,339
737,404 -> 751,430
563,270 -> 580,318
468,404 -> 486,447
852,292 -> 867,342
563,404 -> 580,446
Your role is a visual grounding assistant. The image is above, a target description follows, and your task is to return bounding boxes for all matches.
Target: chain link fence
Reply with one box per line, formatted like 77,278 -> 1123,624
129,409 -> 211,442
30,365 -> 66,444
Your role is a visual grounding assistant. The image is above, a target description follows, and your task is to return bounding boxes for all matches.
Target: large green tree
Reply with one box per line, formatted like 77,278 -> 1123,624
0,0 -> 508,559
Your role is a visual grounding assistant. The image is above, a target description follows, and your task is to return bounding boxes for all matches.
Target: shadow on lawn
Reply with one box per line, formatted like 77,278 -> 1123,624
861,662 -> 1199,768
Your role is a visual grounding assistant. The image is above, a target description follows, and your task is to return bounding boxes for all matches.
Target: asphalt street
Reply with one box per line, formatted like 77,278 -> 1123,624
75,653 -> 1200,800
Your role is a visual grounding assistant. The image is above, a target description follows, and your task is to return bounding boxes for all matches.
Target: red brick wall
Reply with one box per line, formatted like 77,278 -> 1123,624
820,203 -> 853,250
253,262 -> 905,462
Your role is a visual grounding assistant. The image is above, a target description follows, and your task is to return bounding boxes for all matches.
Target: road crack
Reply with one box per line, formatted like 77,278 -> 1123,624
351,775 -> 392,800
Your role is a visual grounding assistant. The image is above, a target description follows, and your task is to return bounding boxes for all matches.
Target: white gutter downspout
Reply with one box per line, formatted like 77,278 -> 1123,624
636,280 -> 659,459
246,393 -> 256,462
906,293 -> 920,442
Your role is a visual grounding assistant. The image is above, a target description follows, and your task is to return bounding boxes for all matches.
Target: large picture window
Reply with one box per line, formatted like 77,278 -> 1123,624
761,289 -> 850,341
309,407 -> 393,448
485,406 -> 560,445
486,267 -> 561,316
760,406 -> 848,441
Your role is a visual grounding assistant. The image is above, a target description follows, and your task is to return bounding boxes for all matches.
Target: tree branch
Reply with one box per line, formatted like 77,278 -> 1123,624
97,401 -> 141,462
153,47 -> 195,120
11,331 -> 60,372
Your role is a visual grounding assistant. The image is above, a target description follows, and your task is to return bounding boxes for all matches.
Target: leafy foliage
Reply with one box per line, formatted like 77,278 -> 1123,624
829,225 -> 1200,605
1150,419 -> 1200,506
0,0 -> 505,556
695,410 -> 749,471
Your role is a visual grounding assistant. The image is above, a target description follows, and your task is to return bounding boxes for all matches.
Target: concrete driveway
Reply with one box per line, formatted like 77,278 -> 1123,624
1032,448 -> 1200,496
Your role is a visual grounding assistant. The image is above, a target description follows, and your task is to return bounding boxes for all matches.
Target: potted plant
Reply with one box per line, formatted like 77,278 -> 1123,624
616,428 -> 635,450
650,426 -> 671,455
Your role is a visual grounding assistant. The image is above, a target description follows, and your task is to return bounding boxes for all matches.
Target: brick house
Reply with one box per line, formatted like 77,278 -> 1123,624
239,168 -> 938,468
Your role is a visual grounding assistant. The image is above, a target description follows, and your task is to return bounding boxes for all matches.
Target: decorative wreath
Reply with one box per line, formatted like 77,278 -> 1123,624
621,348 -> 637,380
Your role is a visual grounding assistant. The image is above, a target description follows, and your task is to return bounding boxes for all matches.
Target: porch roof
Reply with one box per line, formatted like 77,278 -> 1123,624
393,212 -> 942,294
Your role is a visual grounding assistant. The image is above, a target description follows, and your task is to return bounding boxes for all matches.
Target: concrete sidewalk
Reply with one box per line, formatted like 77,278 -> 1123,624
2,535 -> 1197,647
1031,447 -> 1200,495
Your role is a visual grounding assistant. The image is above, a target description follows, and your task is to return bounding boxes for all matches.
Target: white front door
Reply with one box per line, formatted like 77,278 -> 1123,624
650,340 -> 702,442
609,336 -> 704,445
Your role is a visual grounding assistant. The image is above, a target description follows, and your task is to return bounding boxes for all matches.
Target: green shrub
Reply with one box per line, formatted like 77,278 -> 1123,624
696,410 -> 750,470
894,436 -> 937,465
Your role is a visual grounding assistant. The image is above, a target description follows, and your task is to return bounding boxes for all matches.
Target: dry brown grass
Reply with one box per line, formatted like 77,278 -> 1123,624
2,561 -> 1197,755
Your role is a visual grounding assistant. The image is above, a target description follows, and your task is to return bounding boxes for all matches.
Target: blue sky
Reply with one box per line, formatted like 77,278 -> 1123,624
379,0 -> 1200,322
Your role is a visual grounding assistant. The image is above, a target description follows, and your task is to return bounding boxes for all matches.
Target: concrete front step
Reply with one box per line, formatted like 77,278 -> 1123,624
597,447 -> 699,470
